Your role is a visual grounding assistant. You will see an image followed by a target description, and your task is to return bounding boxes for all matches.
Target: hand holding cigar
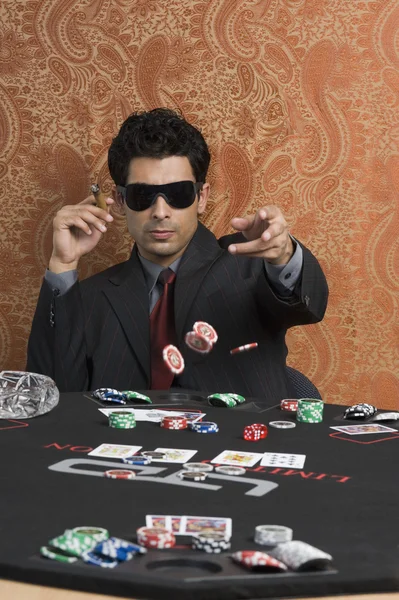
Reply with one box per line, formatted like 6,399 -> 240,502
91,184 -> 109,211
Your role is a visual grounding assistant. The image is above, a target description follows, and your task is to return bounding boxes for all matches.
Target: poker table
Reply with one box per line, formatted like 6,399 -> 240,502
1,390 -> 398,600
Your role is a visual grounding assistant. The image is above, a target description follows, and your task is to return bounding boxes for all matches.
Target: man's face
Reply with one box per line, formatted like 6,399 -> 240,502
119,156 -> 209,267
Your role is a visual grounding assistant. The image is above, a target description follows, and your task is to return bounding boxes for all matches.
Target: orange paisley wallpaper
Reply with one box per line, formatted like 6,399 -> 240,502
0,0 -> 398,408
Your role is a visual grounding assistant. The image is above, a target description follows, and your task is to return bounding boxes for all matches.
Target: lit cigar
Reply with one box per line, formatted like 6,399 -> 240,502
90,184 -> 108,211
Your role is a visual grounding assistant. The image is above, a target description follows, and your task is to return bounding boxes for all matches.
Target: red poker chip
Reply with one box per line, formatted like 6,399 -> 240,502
193,321 -> 218,344
232,550 -> 287,571
185,331 -> 213,354
161,416 -> 188,430
104,469 -> 136,480
281,399 -> 298,412
162,345 -> 185,374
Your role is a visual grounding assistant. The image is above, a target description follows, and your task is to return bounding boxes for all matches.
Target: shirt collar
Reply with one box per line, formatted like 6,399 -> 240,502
138,253 -> 182,295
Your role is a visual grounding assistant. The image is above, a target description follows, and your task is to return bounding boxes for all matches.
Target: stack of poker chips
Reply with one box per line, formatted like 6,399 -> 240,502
160,416 -> 188,430
296,398 -> 324,423
189,420 -> 219,433
231,551 -> 288,571
271,540 -> 333,571
254,525 -> 293,546
41,527 -> 146,567
344,403 -> 377,420
179,463 -> 213,481
280,399 -> 298,412
136,527 -> 176,549
104,469 -> 136,480
108,411 -> 136,429
243,423 -> 268,441
192,532 -> 231,553
207,393 -> 246,408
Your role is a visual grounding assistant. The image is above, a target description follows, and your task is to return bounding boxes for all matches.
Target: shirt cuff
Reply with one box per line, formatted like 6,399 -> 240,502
44,268 -> 78,296
263,236 -> 303,296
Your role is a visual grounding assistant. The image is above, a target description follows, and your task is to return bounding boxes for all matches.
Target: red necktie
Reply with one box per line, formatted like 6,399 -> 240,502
150,269 -> 177,389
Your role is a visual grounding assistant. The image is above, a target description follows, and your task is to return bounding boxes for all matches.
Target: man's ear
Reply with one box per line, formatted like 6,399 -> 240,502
197,182 -> 210,216
112,186 -> 126,216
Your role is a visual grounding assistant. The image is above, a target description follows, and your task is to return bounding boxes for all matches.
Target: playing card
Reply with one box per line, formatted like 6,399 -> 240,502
211,450 -> 263,467
260,452 -> 306,469
183,516 -> 232,537
88,443 -> 142,458
146,515 -> 231,536
98,408 -> 205,423
151,448 -> 198,463
330,424 -> 398,435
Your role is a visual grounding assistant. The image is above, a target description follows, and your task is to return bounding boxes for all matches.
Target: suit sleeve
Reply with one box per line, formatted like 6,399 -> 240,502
26,279 -> 90,392
218,232 -> 329,328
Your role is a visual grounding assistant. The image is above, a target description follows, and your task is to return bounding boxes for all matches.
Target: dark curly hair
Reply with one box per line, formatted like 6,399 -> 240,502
108,108 -> 211,186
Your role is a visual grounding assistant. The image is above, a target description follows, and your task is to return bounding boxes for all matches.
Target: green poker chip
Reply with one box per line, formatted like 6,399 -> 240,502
296,398 -> 324,423
207,393 -> 237,408
40,545 -> 78,563
121,391 -> 152,403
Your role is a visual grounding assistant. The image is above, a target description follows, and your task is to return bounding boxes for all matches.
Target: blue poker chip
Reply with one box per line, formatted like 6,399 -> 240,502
92,388 -> 127,404
190,421 -> 219,433
81,551 -> 118,568
94,538 -> 147,560
122,456 -> 152,466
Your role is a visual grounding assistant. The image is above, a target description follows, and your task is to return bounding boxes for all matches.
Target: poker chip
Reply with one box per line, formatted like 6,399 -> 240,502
271,540 -> 333,571
281,399 -> 298,412
104,469 -> 136,480
227,393 -> 246,404
192,532 -> 231,553
243,423 -> 268,441
136,527 -> 176,549
81,551 -> 118,568
108,411 -> 136,429
121,391 -> 152,403
296,398 -> 324,424
40,545 -> 78,564
162,345 -> 185,375
230,342 -> 258,355
185,331 -> 213,354
179,470 -> 208,481
269,421 -> 296,429
254,525 -> 293,545
141,451 -> 166,459
231,550 -> 288,571
122,456 -> 152,465
183,462 -> 214,472
92,388 -> 127,404
373,411 -> 399,421
207,393 -> 237,408
214,466 -> 246,476
161,416 -> 188,430
71,527 -> 109,542
193,321 -> 218,344
49,530 -> 98,557
344,403 -> 377,420
93,537 -> 146,561
189,420 -> 219,433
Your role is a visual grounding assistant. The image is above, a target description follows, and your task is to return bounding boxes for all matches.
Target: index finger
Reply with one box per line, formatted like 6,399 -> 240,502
261,205 -> 281,221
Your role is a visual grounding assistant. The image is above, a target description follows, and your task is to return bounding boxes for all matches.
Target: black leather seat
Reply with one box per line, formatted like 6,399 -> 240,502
286,366 -> 322,400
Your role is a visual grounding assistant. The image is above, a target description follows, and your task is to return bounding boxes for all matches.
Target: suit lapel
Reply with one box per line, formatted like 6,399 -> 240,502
175,222 -> 223,341
104,247 -> 151,383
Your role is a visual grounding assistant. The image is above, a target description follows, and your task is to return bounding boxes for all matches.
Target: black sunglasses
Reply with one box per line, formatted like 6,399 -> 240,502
116,181 -> 203,212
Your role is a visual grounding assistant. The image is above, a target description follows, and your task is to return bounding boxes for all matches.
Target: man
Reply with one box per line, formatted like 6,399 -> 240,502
26,108 -> 328,402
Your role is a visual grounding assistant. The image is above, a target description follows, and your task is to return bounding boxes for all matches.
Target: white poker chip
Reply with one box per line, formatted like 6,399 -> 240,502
183,463 -> 214,472
269,421 -> 296,429
373,411 -> 399,421
215,466 -> 246,476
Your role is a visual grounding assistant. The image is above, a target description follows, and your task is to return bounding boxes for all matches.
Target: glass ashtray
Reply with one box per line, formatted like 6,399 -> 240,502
0,371 -> 59,419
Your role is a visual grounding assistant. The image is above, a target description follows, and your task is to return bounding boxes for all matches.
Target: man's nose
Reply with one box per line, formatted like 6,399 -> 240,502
150,195 -> 171,219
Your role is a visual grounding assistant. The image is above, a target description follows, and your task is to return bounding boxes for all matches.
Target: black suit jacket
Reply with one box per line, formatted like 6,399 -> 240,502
26,223 -> 328,402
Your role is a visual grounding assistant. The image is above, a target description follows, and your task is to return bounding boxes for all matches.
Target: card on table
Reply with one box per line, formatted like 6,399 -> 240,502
151,448 -> 198,463
146,515 -> 232,536
98,408 -> 205,423
330,424 -> 398,435
88,443 -> 142,458
260,452 -> 306,469
211,450 -> 264,467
